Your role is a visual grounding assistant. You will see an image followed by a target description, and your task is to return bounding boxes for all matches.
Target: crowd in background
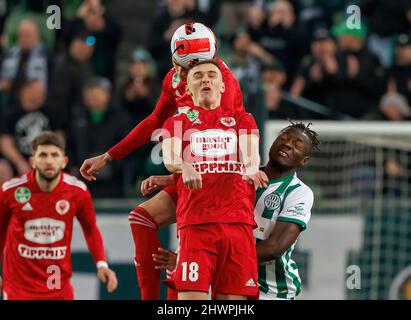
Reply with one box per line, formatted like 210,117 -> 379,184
0,0 -> 410,197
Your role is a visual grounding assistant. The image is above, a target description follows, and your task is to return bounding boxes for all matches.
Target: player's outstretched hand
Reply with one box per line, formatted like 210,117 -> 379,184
181,163 -> 202,189
153,247 -> 177,271
141,175 -> 175,195
97,267 -> 118,293
80,153 -> 112,181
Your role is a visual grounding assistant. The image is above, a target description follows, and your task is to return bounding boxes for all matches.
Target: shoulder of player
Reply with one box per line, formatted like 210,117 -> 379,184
1,173 -> 29,193
286,178 -> 314,202
215,58 -> 233,79
61,173 -> 88,192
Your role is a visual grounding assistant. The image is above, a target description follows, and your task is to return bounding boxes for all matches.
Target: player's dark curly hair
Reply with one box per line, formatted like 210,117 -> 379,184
281,120 -> 321,153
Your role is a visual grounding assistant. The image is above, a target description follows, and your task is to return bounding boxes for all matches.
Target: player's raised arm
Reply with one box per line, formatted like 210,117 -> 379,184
76,190 -> 118,293
79,73 -> 177,181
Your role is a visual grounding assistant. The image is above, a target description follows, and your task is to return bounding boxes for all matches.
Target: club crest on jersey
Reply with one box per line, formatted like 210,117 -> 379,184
172,73 -> 180,89
56,200 -> 70,215
186,109 -> 199,122
14,187 -> 31,203
220,117 -> 236,127
264,192 -> 281,211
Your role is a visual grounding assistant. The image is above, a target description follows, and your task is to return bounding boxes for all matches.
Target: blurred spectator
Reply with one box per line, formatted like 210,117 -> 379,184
66,0 -> 122,82
191,0 -> 221,28
0,19 -> 48,107
323,21 -> 386,119
291,27 -> 338,117
363,0 -> 411,67
148,0 -> 205,78
363,92 -> 411,121
216,0 -> 251,40
387,34 -> 411,105
247,0 -> 308,86
260,60 -> 306,119
121,48 -> 158,124
68,77 -> 131,197
364,33 -> 411,120
224,30 -> 263,110
48,31 -> 95,131
0,80 -> 56,176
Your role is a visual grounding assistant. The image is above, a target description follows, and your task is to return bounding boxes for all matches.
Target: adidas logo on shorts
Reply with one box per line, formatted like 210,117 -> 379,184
245,278 -> 256,287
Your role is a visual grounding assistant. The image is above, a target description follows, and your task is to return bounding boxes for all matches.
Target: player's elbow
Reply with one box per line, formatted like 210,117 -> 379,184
270,247 -> 286,260
258,242 -> 287,263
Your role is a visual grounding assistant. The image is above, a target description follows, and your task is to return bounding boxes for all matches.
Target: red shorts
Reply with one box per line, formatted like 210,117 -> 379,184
172,223 -> 258,296
2,282 -> 74,300
163,186 -> 178,204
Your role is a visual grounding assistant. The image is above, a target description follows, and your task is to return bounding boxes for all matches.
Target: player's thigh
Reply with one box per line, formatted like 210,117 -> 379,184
173,225 -> 218,293
214,224 -> 258,297
139,190 -> 176,228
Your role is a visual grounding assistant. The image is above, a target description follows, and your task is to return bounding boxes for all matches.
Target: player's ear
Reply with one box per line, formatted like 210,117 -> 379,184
300,156 -> 309,166
185,84 -> 192,96
29,157 -> 35,169
220,81 -> 226,94
62,156 -> 69,169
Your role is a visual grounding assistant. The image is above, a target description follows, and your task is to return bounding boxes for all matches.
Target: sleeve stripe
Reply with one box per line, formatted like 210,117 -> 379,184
276,217 -> 307,230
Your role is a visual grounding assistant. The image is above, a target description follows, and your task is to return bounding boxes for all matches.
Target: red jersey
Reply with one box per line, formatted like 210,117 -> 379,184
0,171 -> 106,297
108,58 -> 244,160
162,106 -> 258,230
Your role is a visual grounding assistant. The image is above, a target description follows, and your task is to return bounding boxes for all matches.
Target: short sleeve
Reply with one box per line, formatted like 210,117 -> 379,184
277,185 -> 314,231
216,58 -> 245,113
237,112 -> 259,136
161,115 -> 184,141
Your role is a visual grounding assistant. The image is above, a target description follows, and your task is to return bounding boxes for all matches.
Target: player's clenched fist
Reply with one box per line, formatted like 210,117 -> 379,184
141,175 -> 175,195
80,152 -> 112,181
97,266 -> 118,293
181,163 -> 202,189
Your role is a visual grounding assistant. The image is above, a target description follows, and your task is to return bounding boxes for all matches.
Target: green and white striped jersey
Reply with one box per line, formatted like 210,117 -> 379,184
253,172 -> 314,300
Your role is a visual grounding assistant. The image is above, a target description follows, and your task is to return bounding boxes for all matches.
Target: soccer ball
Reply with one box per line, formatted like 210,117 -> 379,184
170,22 -> 217,68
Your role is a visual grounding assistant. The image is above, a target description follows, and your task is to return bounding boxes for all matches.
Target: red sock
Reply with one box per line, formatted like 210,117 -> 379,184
129,206 -> 161,300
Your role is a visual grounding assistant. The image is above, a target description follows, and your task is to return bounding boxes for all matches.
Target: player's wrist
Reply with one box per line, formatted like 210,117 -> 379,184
96,261 -> 109,269
103,152 -> 113,163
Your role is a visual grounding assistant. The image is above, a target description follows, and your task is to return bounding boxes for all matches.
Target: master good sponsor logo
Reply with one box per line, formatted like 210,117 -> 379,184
18,244 -> 67,259
190,129 -> 237,157
24,218 -> 66,244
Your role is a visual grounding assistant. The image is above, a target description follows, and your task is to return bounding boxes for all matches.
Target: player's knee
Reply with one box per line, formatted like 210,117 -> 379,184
128,206 -> 158,230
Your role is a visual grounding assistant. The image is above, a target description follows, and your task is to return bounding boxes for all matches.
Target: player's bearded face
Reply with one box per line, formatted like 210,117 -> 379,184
187,63 -> 225,108
31,145 -> 68,182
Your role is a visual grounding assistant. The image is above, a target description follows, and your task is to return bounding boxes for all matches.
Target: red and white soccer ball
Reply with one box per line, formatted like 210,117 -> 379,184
171,22 -> 217,68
